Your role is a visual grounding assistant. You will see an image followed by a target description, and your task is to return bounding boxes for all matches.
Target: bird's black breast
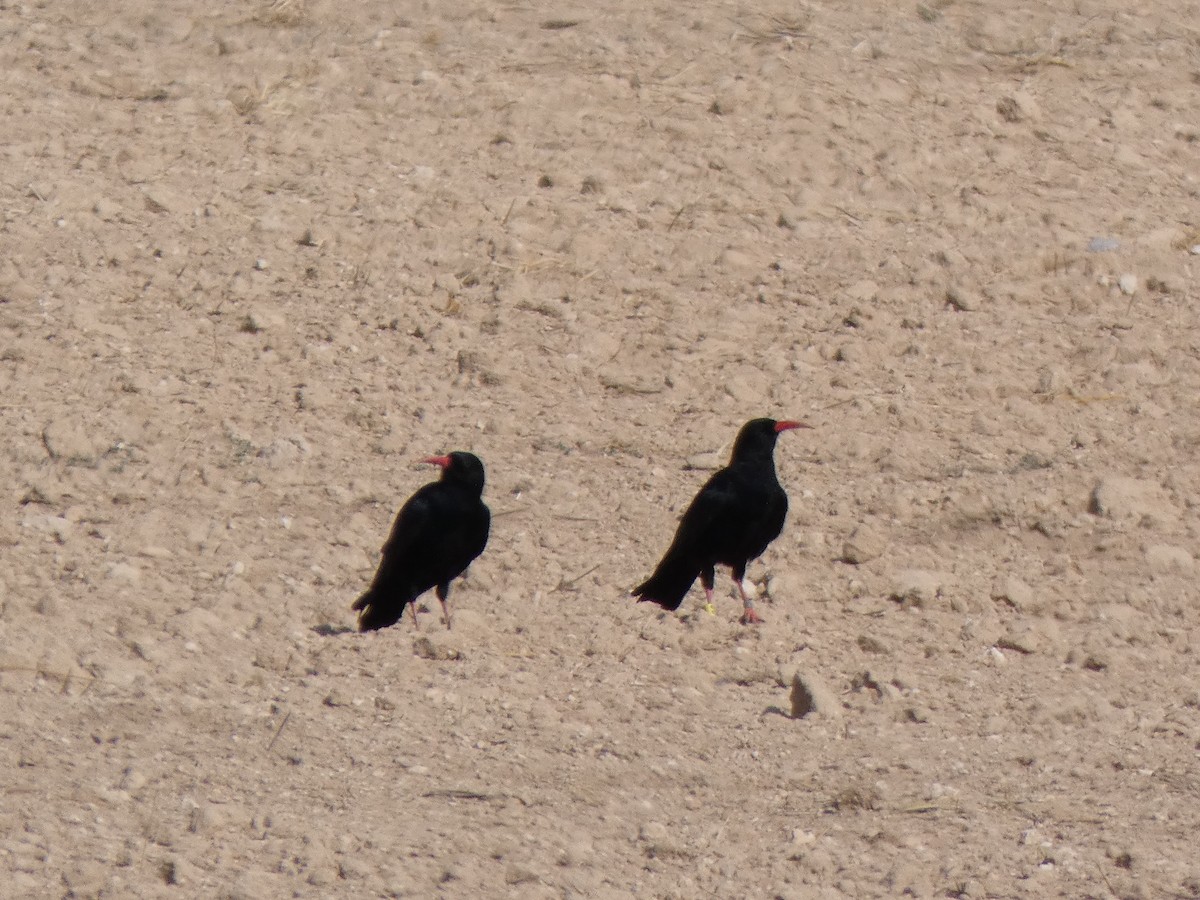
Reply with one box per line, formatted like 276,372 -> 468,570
666,463 -> 786,568
383,482 -> 489,586
714,470 -> 787,565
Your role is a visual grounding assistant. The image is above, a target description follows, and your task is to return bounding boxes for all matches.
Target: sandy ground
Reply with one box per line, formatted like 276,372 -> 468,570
3,0 -> 1200,897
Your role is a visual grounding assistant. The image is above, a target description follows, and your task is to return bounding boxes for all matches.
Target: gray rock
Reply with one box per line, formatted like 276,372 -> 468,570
413,633 -> 463,661
889,862 -> 934,897
41,516 -> 72,544
856,633 -> 889,654
241,306 -> 285,333
684,451 -> 723,471
905,705 -> 931,724
161,856 -> 197,886
456,349 -> 503,386
1034,366 -> 1067,395
841,522 -> 886,564
503,863 -> 541,886
142,187 -> 181,214
92,197 -> 123,221
996,96 -> 1023,123
833,341 -> 862,363
1066,645 -> 1111,671
765,569 -> 805,600
996,620 -> 1061,655
257,436 -> 310,469
638,821 -> 669,843
850,39 -> 877,59
1145,544 -> 1193,574
846,279 -> 879,302
790,670 -> 840,719
107,562 -> 142,584
717,245 -> 768,273
598,368 -> 665,395
888,570 -> 950,608
20,476 -> 64,506
63,862 -> 108,897
637,820 -> 689,858
43,419 -> 112,464
945,284 -> 979,311
991,576 -> 1034,611
296,382 -> 335,411
723,369 -> 769,405
1090,477 -> 1173,522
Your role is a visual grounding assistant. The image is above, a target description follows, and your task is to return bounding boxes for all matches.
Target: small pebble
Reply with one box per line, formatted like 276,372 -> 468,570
1118,274 -> 1138,295
1087,237 -> 1119,253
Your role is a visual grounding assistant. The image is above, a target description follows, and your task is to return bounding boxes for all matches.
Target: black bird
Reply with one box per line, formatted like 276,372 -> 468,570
353,451 -> 490,632
632,418 -> 809,624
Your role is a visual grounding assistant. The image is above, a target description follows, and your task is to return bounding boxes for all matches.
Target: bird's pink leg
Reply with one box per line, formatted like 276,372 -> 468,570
409,603 -> 421,631
738,581 -> 764,625
700,567 -> 717,615
440,598 -> 453,630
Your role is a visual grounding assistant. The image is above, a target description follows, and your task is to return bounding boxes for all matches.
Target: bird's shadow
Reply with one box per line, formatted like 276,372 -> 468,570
312,623 -> 355,637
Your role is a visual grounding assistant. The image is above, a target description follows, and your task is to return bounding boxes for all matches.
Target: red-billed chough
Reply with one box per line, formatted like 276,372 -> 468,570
632,418 -> 809,624
353,451 -> 490,632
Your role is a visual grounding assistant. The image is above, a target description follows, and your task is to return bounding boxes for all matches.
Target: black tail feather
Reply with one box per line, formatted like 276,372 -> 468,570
353,588 -> 410,632
631,555 -> 698,612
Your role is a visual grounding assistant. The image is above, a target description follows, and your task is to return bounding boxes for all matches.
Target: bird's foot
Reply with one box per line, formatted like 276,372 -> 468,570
702,602 -> 717,616
740,606 -> 765,625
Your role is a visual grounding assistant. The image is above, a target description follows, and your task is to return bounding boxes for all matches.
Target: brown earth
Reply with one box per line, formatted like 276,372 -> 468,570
3,1 -> 1200,897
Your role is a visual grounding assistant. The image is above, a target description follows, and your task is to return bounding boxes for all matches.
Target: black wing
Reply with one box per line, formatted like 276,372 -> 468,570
633,468 -> 742,609
665,468 -> 745,564
352,484 -> 441,630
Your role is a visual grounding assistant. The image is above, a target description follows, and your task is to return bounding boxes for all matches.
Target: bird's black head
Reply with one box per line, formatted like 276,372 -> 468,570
424,451 -> 486,495
730,417 -> 811,464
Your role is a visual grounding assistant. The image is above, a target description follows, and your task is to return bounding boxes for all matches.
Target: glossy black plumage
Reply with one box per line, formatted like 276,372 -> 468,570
353,451 -> 490,632
632,418 -> 807,624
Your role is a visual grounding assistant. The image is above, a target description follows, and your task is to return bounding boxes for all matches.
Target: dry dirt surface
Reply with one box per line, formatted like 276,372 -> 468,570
3,1 -> 1200,897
